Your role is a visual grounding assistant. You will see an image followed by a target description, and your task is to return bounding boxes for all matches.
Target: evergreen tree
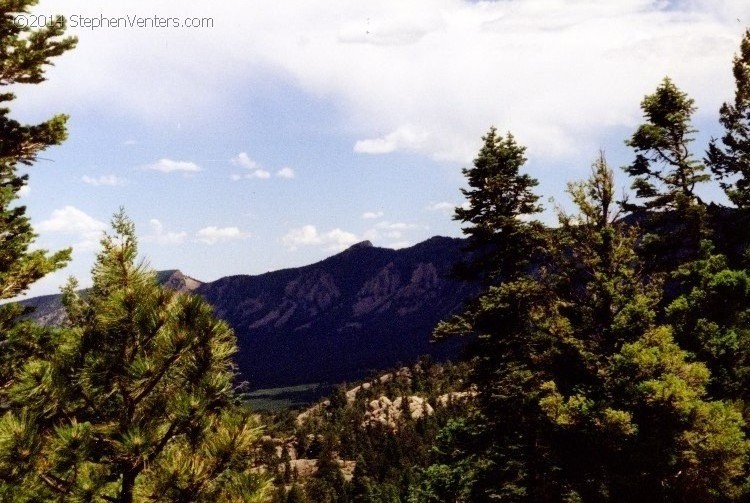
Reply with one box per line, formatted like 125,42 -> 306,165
624,77 -> 709,211
666,246 -> 750,402
0,213 -> 271,502
708,29 -> 750,208
623,78 -> 710,270
432,154 -> 748,501
452,126 -> 543,283
0,1 -> 75,391
435,127 -> 544,342
285,484 -> 308,503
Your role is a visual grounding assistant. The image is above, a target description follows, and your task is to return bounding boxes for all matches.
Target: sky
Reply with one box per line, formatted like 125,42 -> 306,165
9,0 -> 750,298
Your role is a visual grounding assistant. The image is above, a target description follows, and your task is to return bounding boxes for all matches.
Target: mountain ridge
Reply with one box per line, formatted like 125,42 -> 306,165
21,236 -> 477,389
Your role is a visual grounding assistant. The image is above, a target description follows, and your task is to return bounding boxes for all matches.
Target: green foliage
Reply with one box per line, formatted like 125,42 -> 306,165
0,7 -> 75,497
431,152 -> 750,501
666,246 -> 750,401
453,126 -> 543,282
708,29 -> 750,207
0,213 -> 271,502
267,361 -> 471,503
0,0 -> 74,317
624,77 -> 709,211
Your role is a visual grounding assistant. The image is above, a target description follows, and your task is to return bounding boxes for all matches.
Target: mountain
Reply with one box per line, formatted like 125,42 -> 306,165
20,237 -> 478,389
18,270 -> 203,325
196,236 -> 477,388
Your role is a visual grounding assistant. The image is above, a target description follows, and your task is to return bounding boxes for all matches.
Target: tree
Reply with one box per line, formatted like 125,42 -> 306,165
432,154 -> 749,501
623,78 -> 711,270
434,128 -> 544,342
666,247 -> 750,402
708,29 -> 750,208
0,1 -> 75,391
0,213 -> 271,502
624,77 -> 709,211
452,126 -> 543,283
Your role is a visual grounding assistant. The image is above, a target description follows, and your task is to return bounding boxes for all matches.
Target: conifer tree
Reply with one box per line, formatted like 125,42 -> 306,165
542,157 -> 747,501
0,1 -> 75,349
0,213 -> 271,502
429,153 -> 749,501
434,127 -> 544,342
624,77 -> 709,211
623,78 -> 710,269
0,0 -> 75,295
707,29 -> 750,208
452,126 -> 543,283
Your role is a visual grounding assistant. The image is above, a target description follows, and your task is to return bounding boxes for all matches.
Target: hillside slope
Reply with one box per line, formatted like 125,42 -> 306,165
21,237 -> 477,389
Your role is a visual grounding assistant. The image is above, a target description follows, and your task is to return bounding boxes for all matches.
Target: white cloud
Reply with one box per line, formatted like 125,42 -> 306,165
354,125 -> 430,155
276,167 -> 296,179
362,211 -> 384,220
387,241 -> 411,249
230,152 -> 276,180
144,158 -> 201,173
123,139 -> 137,146
82,174 -> 127,186
375,221 -> 421,231
195,226 -> 250,245
143,219 -> 188,245
282,225 -> 321,249
426,201 -> 456,214
362,220 -> 425,243
282,225 -> 359,251
19,0 -> 748,165
37,206 -> 107,252
231,152 -> 258,170
231,170 -> 272,180
18,185 -> 30,198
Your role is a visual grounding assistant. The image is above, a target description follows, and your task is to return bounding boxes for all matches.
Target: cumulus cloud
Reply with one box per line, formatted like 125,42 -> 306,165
143,219 -> 188,245
18,185 -> 30,198
362,211 -> 384,220
282,225 -> 359,251
426,201 -> 456,214
18,0 -> 747,165
82,174 -> 127,186
37,206 -> 107,252
230,152 -> 279,180
354,125 -> 430,155
276,167 -> 296,179
195,226 -> 250,245
231,170 -> 272,180
144,158 -> 201,173
363,220 -> 425,242
231,152 -> 259,170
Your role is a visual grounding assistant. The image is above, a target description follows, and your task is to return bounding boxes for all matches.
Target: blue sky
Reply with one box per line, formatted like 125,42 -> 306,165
10,0 -> 750,297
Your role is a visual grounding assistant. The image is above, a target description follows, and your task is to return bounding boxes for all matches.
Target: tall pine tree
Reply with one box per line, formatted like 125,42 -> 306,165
0,1 -> 75,401
452,126 -> 543,283
623,78 -> 710,270
0,213 -> 271,502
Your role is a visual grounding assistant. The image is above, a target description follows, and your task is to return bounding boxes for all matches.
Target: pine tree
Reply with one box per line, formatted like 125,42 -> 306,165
433,154 -> 749,501
624,77 -> 709,211
0,213 -> 271,502
0,1 -> 75,390
434,127 -> 544,342
708,29 -> 750,208
452,126 -> 543,283
542,157 -> 747,501
623,78 -> 710,270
